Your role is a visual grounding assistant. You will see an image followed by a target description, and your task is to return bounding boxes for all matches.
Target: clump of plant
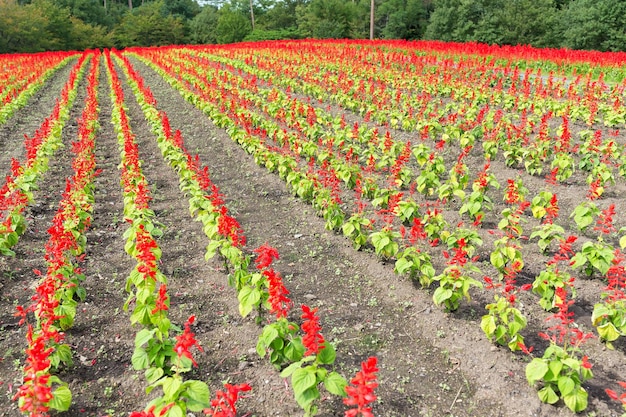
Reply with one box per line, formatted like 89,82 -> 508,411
525,287 -> 594,413
592,248 -> 626,349
571,204 -> 615,277
433,238 -> 482,312
532,236 -> 578,311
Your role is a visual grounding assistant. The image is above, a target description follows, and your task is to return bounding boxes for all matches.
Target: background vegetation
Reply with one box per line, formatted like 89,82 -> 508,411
1,0 -> 625,53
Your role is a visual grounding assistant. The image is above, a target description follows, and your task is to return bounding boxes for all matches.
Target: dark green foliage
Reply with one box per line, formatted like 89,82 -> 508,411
0,0 -> 112,53
190,5 -> 219,44
560,0 -> 626,52
425,0 -> 559,47
296,0 -> 362,39
113,0 -> 186,47
378,0 -> 430,39
244,28 -> 302,41
215,4 -> 252,44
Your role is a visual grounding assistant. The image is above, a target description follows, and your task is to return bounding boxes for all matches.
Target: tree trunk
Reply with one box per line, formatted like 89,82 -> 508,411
250,0 -> 255,30
370,0 -> 374,40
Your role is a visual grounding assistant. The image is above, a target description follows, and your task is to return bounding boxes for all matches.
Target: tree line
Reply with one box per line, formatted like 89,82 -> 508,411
1,0 -> 625,54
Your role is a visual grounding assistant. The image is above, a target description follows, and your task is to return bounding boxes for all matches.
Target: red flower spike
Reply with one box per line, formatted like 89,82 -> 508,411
129,405 -> 157,417
204,383 -> 252,417
174,315 -> 203,367
151,284 -> 169,315
254,243 -> 280,269
301,304 -> 325,356
344,357 -> 379,417
264,269 -> 292,319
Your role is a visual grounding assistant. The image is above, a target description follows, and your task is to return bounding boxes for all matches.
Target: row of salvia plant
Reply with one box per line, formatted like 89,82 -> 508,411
13,51 -> 97,415
112,49 -> 379,417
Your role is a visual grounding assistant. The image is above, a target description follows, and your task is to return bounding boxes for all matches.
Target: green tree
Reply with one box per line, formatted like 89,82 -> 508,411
163,0 -> 201,19
378,0 -> 429,39
55,0 -> 111,27
560,0 -> 626,51
296,0 -> 361,38
0,0 -> 111,52
68,16 -> 114,49
488,0 -> 558,47
0,0 -> 50,52
425,0 -> 558,47
258,0 -> 305,31
215,4 -> 251,43
424,0 -> 461,41
113,0 -> 186,47
190,5 -> 219,44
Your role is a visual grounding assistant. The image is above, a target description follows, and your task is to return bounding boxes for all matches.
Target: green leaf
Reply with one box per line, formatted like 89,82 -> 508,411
135,328 -> 155,348
570,253 -> 587,269
285,339 -> 305,362
557,376 -> 575,396
526,359 -> 548,385
547,360 -> 563,381
280,361 -> 303,378
145,367 -> 164,384
433,287 -> 452,306
394,257 -> 412,275
480,315 -> 496,338
130,304 -> 151,326
49,384 -> 72,411
563,387 -> 588,412
538,385 -> 559,404
295,386 -> 320,410
184,380 -> 211,411
591,303 -> 611,326
317,343 -> 336,365
164,404 -> 184,417
323,372 -> 347,397
132,347 -> 150,370
163,376 -> 183,399
597,322 -> 621,343
53,343 -> 73,367
238,285 -> 261,317
205,240 -> 221,260
292,367 -> 317,396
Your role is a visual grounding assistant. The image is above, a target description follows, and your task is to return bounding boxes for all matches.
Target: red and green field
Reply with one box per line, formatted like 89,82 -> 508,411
1,40 -> 626,416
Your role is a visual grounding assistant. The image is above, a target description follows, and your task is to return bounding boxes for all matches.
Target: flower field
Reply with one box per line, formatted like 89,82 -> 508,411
1,40 -> 626,416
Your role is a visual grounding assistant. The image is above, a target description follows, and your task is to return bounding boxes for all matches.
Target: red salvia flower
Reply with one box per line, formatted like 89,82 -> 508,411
151,284 -> 169,315
606,381 -> 626,408
174,315 -> 203,367
544,194 -> 559,224
203,383 -> 252,417
344,356 -> 379,417
301,304 -> 325,356
587,178 -> 603,200
264,269 -> 292,319
253,243 -> 280,269
129,406 -> 156,417
594,204 -> 616,235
